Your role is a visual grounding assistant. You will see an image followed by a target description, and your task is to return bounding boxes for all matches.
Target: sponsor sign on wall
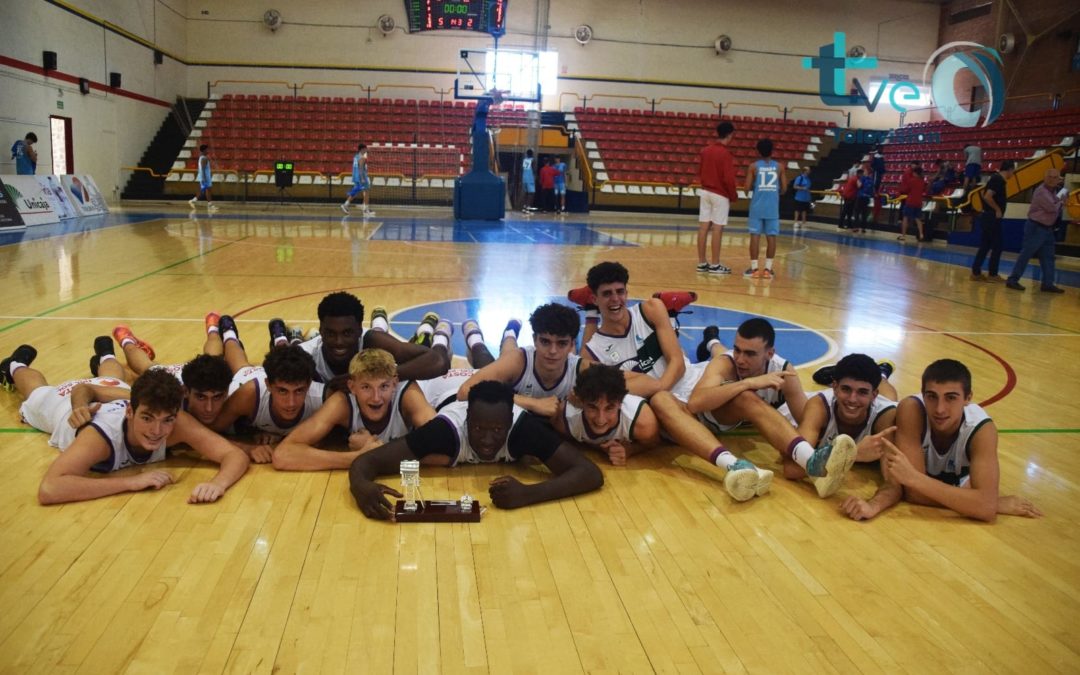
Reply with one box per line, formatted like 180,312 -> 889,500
37,175 -> 78,219
61,174 -> 109,215
1,175 -> 59,225
0,178 -> 27,230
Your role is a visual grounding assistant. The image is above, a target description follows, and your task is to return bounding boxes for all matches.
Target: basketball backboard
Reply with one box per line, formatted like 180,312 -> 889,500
455,48 -> 543,103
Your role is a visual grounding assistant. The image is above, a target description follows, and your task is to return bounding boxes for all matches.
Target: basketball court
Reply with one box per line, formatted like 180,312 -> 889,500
1,204 -> 1077,672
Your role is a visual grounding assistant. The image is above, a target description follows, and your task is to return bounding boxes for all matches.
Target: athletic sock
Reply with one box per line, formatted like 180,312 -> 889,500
8,361 -> 26,377
765,258 -> 774,271
466,331 -> 484,349
119,336 -> 137,349
222,329 -> 238,344
705,338 -> 720,354
789,437 -> 816,470
99,354 -> 117,364
416,324 -> 435,338
272,336 -> 288,348
750,260 -> 759,271
709,447 -> 737,470
432,332 -> 450,349
371,316 -> 389,333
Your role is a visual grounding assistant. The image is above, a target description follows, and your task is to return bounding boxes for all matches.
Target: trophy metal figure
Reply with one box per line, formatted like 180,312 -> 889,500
394,460 -> 482,523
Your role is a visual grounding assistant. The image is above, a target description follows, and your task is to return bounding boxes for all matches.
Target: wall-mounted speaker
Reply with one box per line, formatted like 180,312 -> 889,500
154,50 -> 164,65
109,72 -> 121,88
79,78 -> 90,95
43,51 -> 57,71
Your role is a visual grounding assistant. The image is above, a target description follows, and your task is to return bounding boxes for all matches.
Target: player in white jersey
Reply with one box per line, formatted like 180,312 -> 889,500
290,291 -> 451,386
687,318 -> 854,498
274,349 -> 437,471
842,359 -> 1042,521
791,354 -> 897,497
0,353 -> 250,504
551,364 -> 660,466
459,303 -> 584,416
212,344 -> 325,444
349,381 -> 603,520
574,261 -> 772,502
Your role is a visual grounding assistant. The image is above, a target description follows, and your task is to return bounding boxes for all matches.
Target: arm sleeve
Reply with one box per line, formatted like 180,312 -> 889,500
507,413 -> 562,462
404,416 -> 459,461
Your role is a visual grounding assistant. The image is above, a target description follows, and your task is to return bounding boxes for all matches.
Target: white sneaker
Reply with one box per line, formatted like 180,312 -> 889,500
207,203 -> 219,212
188,197 -> 197,208
362,209 -> 375,217
810,434 -> 857,498
340,203 -> 349,214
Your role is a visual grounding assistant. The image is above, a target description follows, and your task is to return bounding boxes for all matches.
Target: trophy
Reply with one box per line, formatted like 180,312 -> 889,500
394,460 -> 481,523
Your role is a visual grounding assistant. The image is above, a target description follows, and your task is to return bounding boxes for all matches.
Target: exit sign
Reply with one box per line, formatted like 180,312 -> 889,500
57,100 -> 64,109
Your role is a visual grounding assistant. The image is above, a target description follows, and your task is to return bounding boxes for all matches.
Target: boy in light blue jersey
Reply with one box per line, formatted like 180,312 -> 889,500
188,144 -> 218,212
744,138 -> 784,279
341,143 -> 374,217
11,132 -> 38,175
553,156 -> 567,213
521,149 -> 537,213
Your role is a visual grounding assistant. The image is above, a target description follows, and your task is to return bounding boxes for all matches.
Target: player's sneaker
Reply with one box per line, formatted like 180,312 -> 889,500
0,344 -> 37,390
753,466 -> 774,497
760,269 -> 775,280
743,267 -> 759,278
410,312 -> 439,347
268,318 -> 288,350
462,319 -> 482,341
112,325 -> 155,361
696,325 -> 721,363
218,315 -> 244,349
807,434 -> 857,498
724,459 -> 765,502
362,209 -> 375,218
434,319 -> 453,342
369,306 -> 389,333
503,318 -> 522,340
567,285 -> 597,311
188,197 -> 197,208
204,312 -> 221,334
878,360 -> 895,380
811,364 -> 835,386
89,335 -> 115,376
696,262 -> 709,272
340,203 -> 349,214
708,263 -> 731,275
286,326 -> 305,346
652,291 -> 697,316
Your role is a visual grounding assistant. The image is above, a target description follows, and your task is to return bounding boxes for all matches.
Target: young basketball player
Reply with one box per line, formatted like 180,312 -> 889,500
841,359 -> 1043,521
743,138 -> 785,278
188,144 -> 218,212
348,381 -> 604,519
341,143 -> 374,216
273,349 -> 437,471
696,121 -> 737,273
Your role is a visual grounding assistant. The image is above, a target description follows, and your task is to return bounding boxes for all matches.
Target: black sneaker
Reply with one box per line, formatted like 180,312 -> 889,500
219,315 -> 244,350
268,317 -> 287,351
812,364 -> 836,386
0,344 -> 37,390
696,325 -> 720,363
90,335 -> 114,376
878,360 -> 895,380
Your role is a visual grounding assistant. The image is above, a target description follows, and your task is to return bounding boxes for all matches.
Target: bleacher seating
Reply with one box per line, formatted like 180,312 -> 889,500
186,95 -> 530,180
877,107 -> 1078,195
573,107 -> 834,186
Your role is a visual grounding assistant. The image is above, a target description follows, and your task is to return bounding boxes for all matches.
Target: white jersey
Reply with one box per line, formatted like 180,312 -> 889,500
811,390 -> 896,448
299,334 -> 364,383
722,350 -> 790,408
19,377 -> 131,447
562,395 -> 646,445
913,394 -> 992,486
586,303 -> 701,401
513,347 -> 580,400
78,400 -> 169,472
347,380 -> 412,441
229,366 -> 325,435
417,368 -> 474,410
436,401 -> 526,465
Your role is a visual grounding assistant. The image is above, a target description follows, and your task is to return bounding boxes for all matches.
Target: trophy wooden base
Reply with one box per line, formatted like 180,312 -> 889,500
394,500 -> 481,523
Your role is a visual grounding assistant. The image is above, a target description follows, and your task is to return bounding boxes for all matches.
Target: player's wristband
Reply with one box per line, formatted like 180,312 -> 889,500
584,309 -> 600,322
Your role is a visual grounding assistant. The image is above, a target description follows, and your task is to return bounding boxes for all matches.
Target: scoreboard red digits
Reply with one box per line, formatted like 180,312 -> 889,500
406,0 -> 507,36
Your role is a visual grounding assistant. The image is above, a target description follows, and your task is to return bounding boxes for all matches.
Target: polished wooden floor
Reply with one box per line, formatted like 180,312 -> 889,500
1,204 -> 1078,674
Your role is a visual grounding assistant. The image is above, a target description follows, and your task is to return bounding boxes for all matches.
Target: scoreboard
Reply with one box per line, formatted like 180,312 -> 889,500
405,0 -> 507,36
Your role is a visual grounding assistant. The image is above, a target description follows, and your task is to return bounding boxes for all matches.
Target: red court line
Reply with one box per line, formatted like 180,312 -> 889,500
231,280 -> 463,318
909,321 -> 1017,407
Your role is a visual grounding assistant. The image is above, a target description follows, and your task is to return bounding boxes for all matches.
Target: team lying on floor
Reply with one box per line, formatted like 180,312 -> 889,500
1,261 -> 1042,521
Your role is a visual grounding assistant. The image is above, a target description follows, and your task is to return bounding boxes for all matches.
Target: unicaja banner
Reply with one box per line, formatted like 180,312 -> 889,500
36,175 -> 78,219
1,175 -> 60,225
61,174 -> 109,215
0,178 -> 27,230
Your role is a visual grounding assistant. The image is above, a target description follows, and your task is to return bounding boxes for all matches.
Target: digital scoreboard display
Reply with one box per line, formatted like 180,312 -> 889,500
405,0 -> 506,36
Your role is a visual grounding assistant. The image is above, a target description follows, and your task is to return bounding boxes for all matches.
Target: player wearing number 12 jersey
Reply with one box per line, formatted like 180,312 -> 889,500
744,138 -> 785,279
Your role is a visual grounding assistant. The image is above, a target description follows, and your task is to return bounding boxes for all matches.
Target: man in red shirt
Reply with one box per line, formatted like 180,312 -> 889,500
538,158 -> 558,212
696,121 -> 737,274
897,166 -> 927,241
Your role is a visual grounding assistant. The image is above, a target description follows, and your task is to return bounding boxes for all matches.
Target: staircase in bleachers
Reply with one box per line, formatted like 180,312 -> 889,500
878,107 -> 1078,195
180,95 -> 531,184
573,107 -> 835,190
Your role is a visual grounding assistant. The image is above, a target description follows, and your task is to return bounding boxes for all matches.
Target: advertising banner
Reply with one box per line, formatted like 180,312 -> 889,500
37,175 -> 78,219
1,175 -> 59,226
0,177 -> 27,230
61,174 -> 109,216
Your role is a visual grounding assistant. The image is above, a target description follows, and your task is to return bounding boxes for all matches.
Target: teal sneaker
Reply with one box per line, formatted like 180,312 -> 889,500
724,459 -> 772,502
808,434 -> 857,498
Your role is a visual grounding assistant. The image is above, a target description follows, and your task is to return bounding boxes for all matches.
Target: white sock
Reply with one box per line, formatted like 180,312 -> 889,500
765,258 -> 774,271
711,448 -> 737,470
206,326 -> 219,335
370,316 -> 389,333
466,331 -> 484,349
119,336 -> 136,349
222,329 -> 238,344
433,333 -> 450,349
272,336 -> 288,347
416,323 -> 435,337
792,440 -> 816,470
706,338 -> 720,354
502,329 -> 518,341
750,260 -> 759,271
8,360 -> 26,377
99,354 -> 117,363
